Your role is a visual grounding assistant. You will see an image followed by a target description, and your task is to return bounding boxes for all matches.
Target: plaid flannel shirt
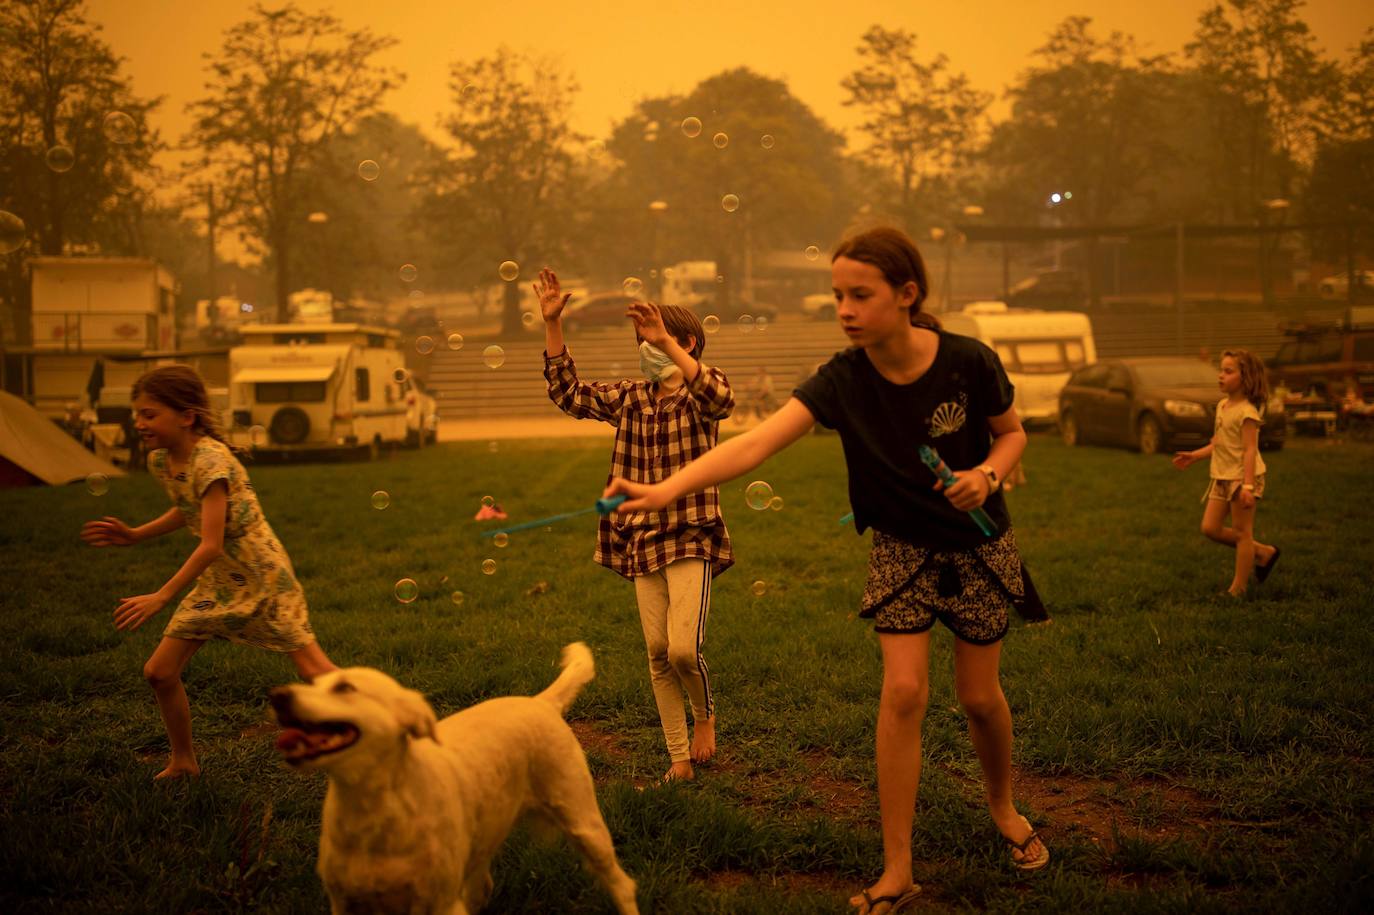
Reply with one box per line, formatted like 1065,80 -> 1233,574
545,347 -> 735,580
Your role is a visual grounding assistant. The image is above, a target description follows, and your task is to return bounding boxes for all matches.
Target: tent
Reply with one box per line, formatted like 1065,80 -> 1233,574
0,390 -> 125,487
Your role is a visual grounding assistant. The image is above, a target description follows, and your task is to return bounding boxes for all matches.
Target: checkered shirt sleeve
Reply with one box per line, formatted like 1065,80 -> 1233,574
545,347 -> 735,580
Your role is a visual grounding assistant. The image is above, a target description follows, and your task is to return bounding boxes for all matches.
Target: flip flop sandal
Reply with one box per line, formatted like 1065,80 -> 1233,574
1008,816 -> 1050,871
854,885 -> 921,914
1255,547 -> 1281,584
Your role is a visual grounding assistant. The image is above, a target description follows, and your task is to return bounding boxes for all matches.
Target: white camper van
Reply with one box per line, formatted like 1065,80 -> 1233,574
939,302 -> 1096,426
228,324 -> 437,459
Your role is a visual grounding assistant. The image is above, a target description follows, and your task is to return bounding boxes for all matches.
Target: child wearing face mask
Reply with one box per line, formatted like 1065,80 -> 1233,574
536,268 -> 735,782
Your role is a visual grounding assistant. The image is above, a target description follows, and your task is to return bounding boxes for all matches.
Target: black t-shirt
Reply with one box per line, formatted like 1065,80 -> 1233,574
793,329 -> 1016,550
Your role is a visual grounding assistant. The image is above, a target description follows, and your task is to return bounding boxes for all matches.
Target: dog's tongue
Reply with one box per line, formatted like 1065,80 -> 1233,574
275,728 -> 309,752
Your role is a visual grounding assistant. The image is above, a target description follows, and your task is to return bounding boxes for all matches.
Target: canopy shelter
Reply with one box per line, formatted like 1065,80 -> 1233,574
0,389 -> 124,487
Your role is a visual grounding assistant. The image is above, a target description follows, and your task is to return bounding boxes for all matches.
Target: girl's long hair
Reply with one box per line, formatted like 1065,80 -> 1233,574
1222,349 -> 1269,411
131,365 -> 230,446
831,226 -> 939,328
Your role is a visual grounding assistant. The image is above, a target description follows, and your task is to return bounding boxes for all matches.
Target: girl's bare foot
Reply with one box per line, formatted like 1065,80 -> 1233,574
154,760 -> 200,780
664,760 -> 694,782
690,715 -> 716,763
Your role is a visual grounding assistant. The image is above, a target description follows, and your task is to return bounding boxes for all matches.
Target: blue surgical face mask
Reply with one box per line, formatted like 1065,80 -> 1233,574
638,341 -> 680,383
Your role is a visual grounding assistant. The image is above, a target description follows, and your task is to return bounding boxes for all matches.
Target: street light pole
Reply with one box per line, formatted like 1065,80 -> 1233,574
648,200 -> 668,299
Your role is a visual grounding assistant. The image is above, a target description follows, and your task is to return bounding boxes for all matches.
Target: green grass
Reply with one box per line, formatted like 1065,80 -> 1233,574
2,432 -> 1372,913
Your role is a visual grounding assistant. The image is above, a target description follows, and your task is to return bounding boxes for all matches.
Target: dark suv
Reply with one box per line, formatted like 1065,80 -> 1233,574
1058,357 -> 1285,454
1267,306 -> 1374,432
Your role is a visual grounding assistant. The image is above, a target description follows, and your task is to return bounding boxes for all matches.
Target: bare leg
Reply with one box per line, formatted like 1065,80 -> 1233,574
1200,499 -> 1275,569
849,631 -> 930,910
953,638 -> 1045,863
288,642 -> 338,681
143,637 -> 205,779
1227,498 -> 1259,595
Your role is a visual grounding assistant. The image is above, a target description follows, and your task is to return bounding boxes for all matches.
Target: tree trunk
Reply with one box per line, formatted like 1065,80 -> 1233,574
500,277 -> 523,335
274,230 -> 292,323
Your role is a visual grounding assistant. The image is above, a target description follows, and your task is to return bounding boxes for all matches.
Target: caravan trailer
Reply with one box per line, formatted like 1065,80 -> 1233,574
939,302 -> 1097,426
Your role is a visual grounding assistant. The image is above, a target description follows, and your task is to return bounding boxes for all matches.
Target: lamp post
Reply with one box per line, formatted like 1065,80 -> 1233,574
1260,198 -> 1289,306
648,200 -> 668,298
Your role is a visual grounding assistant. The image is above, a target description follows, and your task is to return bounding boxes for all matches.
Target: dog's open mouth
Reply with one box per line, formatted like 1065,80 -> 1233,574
274,715 -> 360,762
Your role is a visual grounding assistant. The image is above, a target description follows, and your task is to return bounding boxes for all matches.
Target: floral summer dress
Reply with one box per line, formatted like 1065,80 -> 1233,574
149,438 -> 315,651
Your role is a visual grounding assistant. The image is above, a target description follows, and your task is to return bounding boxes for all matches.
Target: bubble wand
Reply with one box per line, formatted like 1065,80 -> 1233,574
918,444 -> 998,537
480,494 -> 627,538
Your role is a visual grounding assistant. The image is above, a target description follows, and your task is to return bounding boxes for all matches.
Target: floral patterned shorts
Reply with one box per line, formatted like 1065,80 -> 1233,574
860,528 -> 1026,644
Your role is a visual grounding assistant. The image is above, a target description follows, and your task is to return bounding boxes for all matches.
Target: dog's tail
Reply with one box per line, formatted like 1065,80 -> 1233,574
536,642 -> 595,716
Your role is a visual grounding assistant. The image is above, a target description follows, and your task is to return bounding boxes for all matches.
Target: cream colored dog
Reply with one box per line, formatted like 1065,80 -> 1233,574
270,642 -> 639,915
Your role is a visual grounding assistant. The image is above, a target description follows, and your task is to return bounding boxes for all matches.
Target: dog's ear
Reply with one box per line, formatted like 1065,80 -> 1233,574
394,686 -> 439,743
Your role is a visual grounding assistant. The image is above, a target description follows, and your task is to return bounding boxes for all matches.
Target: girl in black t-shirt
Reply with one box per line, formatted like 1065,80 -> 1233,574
604,227 -> 1049,912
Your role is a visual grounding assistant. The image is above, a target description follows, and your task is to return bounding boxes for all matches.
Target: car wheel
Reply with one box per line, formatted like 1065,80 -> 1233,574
269,406 -> 310,445
1137,413 -> 1164,455
1059,410 -> 1079,447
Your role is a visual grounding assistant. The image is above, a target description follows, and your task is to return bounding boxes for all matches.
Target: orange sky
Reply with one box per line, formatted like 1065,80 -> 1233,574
87,0 -> 1371,155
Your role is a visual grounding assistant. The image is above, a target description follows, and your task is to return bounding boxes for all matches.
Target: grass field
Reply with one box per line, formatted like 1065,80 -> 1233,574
2,431 -> 1372,913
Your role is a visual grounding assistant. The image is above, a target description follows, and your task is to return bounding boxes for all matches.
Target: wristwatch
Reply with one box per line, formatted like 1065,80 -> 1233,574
976,464 -> 1000,492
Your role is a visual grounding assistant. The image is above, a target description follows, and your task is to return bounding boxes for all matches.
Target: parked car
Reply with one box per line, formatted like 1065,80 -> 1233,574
561,292 -> 637,335
1318,270 -> 1374,299
1058,357 -> 1286,455
801,292 -> 836,320
1268,306 -> 1374,433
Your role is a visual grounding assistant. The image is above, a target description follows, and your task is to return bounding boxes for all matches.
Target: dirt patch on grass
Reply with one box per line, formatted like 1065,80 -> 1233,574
569,719 -> 634,763
698,868 -> 855,899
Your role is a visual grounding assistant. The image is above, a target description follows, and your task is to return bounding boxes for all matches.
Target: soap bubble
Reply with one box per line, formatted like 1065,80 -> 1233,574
481,559 -> 497,575
610,362 -> 622,374
371,490 -> 390,510
0,211 -> 27,254
45,146 -> 75,173
681,116 -> 702,138
414,335 -> 434,355
745,480 -> 773,510
712,132 -> 729,149
393,367 -> 409,384
447,333 -> 464,351
768,496 -> 784,511
716,274 -> 725,284
805,245 -> 821,261
399,263 -> 418,283
461,82 -> 478,100
751,580 -> 768,596
721,194 -> 740,213
357,159 -> 380,181
649,268 -> 658,279
481,495 -> 495,507
102,111 -> 136,144
755,315 -> 769,332
488,441 -> 499,453
493,532 -> 509,548
394,578 -> 419,603
521,311 -> 537,328
738,314 -> 755,333
702,315 -> 721,334
249,425 -> 269,447
760,134 -> 775,149
483,345 -> 505,369
622,276 -> 643,297
450,591 -> 466,606
408,289 -> 424,300
85,472 -> 109,496
499,260 -> 519,282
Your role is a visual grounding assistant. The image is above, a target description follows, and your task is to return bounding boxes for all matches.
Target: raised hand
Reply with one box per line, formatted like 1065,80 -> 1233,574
82,516 -> 139,547
627,300 -> 670,348
534,267 -> 573,323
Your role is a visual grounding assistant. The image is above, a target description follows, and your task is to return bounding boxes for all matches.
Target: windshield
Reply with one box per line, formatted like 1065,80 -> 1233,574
1131,362 -> 1219,388
990,339 -> 1088,374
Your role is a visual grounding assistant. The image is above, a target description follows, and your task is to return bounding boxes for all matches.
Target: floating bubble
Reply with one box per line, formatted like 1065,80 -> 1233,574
357,159 -> 380,181
481,559 -> 497,575
716,274 -> 725,284
85,472 -> 109,496
745,480 -> 774,511
399,263 -> 418,283
768,495 -> 784,511
102,111 -> 136,144
738,314 -> 755,333
755,315 -> 769,332
663,266 -> 675,280
751,580 -> 768,596
521,311 -> 537,328
702,315 -> 721,334
483,345 -> 505,369
649,268 -> 658,279
450,590 -> 466,606
408,289 -> 424,300
414,335 -> 434,355
805,245 -> 821,261
721,194 -> 740,213
622,276 -> 643,297
461,82 -> 478,99
493,532 -> 509,548
249,425 -> 269,447
446,333 -> 464,351
760,134 -> 775,149
45,146 -> 75,173
307,211 -> 328,223
488,441 -> 499,453
712,132 -> 729,149
394,578 -> 419,603
681,117 -> 703,138
393,367 -> 409,383
481,495 -> 495,507
371,490 -> 390,510
610,362 -> 622,375
499,260 -> 520,282
0,211 -> 26,254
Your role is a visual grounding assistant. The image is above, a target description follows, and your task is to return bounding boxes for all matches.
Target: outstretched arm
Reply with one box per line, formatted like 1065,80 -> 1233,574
603,397 -> 815,511
113,482 -> 227,632
82,507 -> 186,547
